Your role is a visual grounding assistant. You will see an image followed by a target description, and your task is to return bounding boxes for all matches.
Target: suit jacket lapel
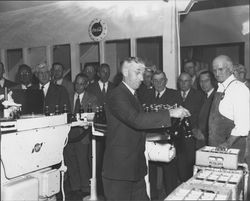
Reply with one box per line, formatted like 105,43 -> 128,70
120,83 -> 141,111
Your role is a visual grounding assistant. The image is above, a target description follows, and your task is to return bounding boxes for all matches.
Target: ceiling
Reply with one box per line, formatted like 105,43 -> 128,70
191,0 -> 249,11
0,1 -> 55,13
0,0 -> 249,13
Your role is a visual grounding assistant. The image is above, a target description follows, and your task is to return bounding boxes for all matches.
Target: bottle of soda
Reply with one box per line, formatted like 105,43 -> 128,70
63,104 -> 68,113
54,105 -> 60,115
87,103 -> 92,113
102,104 -> 107,124
99,105 -> 103,123
95,106 -> 100,123
45,105 -> 50,116
79,104 -> 84,120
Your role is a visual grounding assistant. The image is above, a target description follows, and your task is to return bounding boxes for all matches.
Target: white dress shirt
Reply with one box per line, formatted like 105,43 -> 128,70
0,78 -> 4,88
207,88 -> 214,98
56,78 -> 63,85
155,88 -> 166,99
21,83 -> 32,89
181,89 -> 190,99
40,82 -> 50,96
217,74 -> 250,137
74,92 -> 84,108
98,80 -> 108,92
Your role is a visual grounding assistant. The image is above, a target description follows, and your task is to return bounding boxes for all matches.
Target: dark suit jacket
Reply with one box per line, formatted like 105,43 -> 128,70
137,83 -> 155,106
3,78 -> 17,88
86,80 -> 114,106
152,88 -> 182,106
31,82 -> 70,114
103,82 -> 172,181
198,89 -> 216,145
179,88 -> 205,128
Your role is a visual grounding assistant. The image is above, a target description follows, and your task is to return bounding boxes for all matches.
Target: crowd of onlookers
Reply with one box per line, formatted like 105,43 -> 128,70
0,57 -> 249,200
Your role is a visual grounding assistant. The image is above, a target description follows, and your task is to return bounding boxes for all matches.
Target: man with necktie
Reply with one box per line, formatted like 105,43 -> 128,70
177,72 -> 205,182
87,63 -> 114,106
102,57 -> 190,201
31,62 -> 70,114
86,63 -> 114,195
147,70 -> 182,199
194,70 -> 217,149
64,72 -> 98,197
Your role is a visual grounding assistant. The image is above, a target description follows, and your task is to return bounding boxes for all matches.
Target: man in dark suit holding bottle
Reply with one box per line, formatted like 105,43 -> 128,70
102,57 -> 190,201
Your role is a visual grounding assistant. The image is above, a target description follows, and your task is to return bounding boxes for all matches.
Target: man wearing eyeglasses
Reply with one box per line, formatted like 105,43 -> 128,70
102,57 -> 190,201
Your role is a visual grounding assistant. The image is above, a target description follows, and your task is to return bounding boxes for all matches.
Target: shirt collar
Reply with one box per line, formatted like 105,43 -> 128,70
122,81 -> 135,96
21,83 -> 32,89
207,88 -> 214,98
75,92 -> 85,101
98,80 -> 108,87
40,81 -> 50,89
221,74 -> 236,89
155,88 -> 166,98
0,78 -> 4,87
56,78 -> 63,85
182,88 -> 191,96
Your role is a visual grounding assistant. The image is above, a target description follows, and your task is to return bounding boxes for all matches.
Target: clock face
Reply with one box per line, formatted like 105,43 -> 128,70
88,18 -> 108,41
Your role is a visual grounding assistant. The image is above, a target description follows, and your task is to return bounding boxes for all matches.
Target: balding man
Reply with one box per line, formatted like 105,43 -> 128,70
102,57 -> 190,201
209,55 -> 250,162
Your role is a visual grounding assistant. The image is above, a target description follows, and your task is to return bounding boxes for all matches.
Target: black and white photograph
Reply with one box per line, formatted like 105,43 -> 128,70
0,1 -> 249,201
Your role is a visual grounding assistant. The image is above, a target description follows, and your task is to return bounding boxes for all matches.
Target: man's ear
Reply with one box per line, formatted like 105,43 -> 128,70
122,67 -> 128,77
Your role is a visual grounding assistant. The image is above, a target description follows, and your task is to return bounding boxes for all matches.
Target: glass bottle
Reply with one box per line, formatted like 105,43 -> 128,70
95,106 -> 100,123
54,105 -> 60,115
79,104 -> 84,120
87,103 -> 92,113
45,105 -> 50,116
63,104 -> 68,113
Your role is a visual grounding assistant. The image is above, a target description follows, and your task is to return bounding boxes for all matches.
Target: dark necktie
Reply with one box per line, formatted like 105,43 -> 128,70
102,82 -> 106,94
41,85 -> 45,97
134,91 -> 139,100
74,95 -> 81,114
156,92 -> 160,99
182,91 -> 187,102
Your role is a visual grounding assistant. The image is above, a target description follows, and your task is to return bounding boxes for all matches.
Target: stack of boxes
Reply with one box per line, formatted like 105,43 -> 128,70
165,146 -> 248,201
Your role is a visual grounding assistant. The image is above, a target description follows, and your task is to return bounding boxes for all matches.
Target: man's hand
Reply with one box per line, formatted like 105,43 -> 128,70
169,106 -> 190,119
216,135 -> 239,151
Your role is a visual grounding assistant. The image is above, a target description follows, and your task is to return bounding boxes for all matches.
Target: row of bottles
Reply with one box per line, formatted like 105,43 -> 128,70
143,103 -> 178,113
44,103 -> 93,116
44,103 -> 107,125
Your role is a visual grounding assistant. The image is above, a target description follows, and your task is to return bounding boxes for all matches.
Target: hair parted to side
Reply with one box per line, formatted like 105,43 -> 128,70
120,57 -> 145,74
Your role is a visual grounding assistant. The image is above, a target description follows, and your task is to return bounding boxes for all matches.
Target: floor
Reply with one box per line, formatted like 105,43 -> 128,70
56,177 -> 90,201
56,176 -> 105,201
